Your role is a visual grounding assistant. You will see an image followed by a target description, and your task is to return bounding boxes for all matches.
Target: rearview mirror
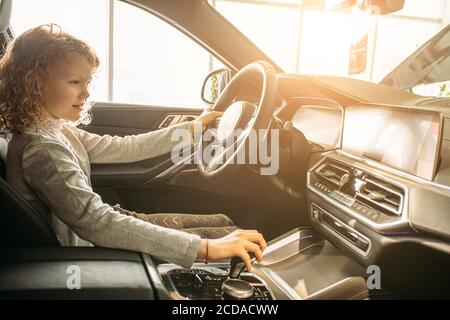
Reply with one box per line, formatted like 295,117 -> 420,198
201,68 -> 232,105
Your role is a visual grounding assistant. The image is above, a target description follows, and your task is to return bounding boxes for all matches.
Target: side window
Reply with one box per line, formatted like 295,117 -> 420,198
11,0 -> 219,108
11,0 -> 109,102
113,1 -> 212,107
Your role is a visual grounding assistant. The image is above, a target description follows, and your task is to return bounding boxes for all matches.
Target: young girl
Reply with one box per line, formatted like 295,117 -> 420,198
0,24 -> 266,271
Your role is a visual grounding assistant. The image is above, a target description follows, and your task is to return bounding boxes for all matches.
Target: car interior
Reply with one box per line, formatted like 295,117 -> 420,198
0,0 -> 449,300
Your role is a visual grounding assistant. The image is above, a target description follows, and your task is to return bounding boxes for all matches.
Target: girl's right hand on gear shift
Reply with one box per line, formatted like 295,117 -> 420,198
197,229 -> 267,271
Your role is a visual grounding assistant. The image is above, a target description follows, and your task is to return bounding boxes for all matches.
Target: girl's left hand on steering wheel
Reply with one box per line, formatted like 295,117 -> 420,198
190,107 -> 223,134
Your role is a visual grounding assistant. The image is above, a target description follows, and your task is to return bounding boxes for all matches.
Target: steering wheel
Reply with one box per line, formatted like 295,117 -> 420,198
197,61 -> 277,177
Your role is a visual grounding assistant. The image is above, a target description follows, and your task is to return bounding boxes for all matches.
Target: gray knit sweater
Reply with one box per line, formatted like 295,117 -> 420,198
6,117 -> 201,268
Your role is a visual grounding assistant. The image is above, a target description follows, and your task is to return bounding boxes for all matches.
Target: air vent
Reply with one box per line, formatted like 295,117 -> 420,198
315,159 -> 352,189
310,158 -> 406,218
356,174 -> 404,216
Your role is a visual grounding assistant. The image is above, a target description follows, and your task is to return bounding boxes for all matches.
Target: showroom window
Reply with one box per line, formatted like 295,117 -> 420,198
11,0 -> 109,102
11,0 -> 217,107
214,0 -> 449,83
214,0 -> 300,72
113,1 -> 211,107
10,0 -> 450,99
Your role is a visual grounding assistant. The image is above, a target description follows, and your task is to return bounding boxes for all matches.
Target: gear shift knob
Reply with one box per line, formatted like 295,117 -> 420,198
223,252 -> 257,299
228,252 -> 257,279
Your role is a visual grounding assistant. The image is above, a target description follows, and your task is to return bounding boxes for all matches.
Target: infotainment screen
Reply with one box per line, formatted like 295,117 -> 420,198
342,105 -> 441,180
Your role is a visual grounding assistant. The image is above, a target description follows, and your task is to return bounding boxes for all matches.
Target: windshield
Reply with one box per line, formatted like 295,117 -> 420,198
213,0 -> 449,98
381,24 -> 450,97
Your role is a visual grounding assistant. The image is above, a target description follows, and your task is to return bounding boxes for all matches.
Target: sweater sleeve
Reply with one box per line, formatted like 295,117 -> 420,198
22,140 -> 201,268
74,121 -> 194,164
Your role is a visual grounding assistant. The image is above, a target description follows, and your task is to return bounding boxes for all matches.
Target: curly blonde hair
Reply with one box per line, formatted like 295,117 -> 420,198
0,24 -> 100,133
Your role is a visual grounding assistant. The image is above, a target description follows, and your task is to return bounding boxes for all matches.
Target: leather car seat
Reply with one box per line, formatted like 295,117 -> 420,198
0,134 -> 60,247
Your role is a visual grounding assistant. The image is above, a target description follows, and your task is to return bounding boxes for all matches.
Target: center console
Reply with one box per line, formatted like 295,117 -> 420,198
158,264 -> 274,300
155,228 -> 369,300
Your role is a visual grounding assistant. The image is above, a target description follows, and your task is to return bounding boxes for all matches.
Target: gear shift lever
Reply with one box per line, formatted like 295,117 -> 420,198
228,252 -> 257,278
222,252 -> 257,299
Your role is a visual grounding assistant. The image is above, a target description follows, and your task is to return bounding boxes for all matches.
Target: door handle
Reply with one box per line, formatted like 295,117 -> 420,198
158,114 -> 198,128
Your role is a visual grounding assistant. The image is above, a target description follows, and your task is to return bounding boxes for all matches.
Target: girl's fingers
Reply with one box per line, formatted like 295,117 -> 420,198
210,111 -> 223,119
200,110 -> 222,124
243,241 -> 263,263
240,231 -> 267,251
239,248 -> 252,272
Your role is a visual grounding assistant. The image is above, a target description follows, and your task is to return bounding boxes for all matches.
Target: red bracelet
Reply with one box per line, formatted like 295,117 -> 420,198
204,239 -> 209,264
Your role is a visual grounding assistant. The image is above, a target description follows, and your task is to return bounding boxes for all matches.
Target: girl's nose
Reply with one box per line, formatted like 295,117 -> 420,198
80,86 -> 90,99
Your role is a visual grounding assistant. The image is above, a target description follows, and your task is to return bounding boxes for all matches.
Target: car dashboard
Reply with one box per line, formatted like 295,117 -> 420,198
271,73 -> 450,298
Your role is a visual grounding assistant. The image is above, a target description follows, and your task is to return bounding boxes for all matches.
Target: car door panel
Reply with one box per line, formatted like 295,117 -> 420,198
86,102 -> 201,136
84,102 -> 201,185
90,154 -> 177,187
83,102 -> 216,212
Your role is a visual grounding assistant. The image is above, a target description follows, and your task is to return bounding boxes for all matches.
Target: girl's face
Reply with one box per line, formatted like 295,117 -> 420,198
43,53 -> 95,121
